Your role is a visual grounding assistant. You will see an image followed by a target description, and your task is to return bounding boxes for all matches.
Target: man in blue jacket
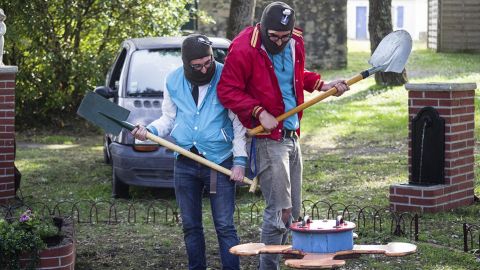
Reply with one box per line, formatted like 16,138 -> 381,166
132,34 -> 246,270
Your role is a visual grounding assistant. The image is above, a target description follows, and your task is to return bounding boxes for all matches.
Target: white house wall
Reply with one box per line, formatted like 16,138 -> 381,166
347,0 -> 428,40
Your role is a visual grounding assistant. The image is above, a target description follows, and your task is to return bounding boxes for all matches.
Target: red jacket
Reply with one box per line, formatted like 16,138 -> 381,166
217,24 -> 324,140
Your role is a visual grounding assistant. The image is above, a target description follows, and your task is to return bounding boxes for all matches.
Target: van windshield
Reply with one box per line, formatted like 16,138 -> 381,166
127,49 -> 182,97
127,48 -> 228,97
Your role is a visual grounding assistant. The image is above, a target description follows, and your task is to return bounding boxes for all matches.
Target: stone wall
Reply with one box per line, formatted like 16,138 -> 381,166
198,0 -> 231,38
198,0 -> 347,70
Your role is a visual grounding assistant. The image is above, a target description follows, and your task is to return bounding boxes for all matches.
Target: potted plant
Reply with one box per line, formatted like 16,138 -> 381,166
0,210 -> 65,269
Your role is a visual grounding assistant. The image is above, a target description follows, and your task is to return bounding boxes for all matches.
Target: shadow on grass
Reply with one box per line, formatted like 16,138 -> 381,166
129,186 -> 176,200
330,83 -> 397,105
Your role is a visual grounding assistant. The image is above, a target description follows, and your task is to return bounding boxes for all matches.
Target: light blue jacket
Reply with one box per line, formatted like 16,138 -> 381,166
159,63 -> 244,165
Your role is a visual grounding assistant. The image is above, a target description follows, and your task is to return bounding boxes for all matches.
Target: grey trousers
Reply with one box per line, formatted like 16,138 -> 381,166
250,137 -> 302,270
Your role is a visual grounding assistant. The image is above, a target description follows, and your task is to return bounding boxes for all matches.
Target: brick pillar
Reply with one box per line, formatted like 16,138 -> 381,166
390,83 -> 477,213
0,66 -> 18,203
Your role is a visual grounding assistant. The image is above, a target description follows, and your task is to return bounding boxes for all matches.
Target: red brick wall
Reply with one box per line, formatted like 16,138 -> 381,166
20,241 -> 76,270
0,68 -> 17,203
390,83 -> 476,213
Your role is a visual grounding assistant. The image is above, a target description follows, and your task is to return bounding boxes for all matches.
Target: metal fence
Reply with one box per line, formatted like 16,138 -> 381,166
463,223 -> 480,255
298,200 -> 418,241
2,195 -> 418,241
1,198 -> 179,225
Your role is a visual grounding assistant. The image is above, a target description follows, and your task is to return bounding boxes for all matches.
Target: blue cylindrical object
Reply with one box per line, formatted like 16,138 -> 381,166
290,220 -> 355,253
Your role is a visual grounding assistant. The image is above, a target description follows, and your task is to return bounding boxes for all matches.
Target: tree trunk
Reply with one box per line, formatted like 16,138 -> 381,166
226,0 -> 256,40
368,0 -> 407,86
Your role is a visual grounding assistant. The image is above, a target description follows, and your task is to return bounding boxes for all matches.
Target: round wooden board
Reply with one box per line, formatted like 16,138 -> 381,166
384,242 -> 417,256
229,243 -> 266,256
336,242 -> 417,257
285,254 -> 346,269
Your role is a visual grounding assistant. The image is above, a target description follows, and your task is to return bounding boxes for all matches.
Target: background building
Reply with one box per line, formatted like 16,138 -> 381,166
428,0 -> 480,52
346,0 -> 428,41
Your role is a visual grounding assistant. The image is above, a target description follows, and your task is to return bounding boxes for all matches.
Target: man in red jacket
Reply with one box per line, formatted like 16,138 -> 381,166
217,1 -> 349,269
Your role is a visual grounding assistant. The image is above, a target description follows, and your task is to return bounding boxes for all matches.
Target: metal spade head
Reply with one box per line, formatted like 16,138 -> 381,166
77,92 -> 131,135
368,30 -> 412,73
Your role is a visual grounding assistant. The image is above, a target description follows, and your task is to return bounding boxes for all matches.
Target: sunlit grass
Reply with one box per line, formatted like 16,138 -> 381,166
13,42 -> 480,269
296,41 -> 480,269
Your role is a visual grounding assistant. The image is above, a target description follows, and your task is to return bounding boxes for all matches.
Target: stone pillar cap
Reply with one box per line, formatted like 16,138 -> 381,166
405,82 -> 477,91
0,66 -> 18,73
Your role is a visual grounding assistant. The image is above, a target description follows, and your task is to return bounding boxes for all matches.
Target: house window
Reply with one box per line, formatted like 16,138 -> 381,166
397,6 -> 404,28
356,6 -> 368,39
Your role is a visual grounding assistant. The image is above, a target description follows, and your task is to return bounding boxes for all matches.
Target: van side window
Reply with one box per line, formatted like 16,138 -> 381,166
109,49 -> 127,91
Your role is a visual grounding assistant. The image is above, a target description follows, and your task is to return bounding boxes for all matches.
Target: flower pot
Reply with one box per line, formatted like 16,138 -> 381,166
19,218 -> 76,270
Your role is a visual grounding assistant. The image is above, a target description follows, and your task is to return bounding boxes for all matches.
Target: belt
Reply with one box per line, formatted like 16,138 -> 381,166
178,146 -> 204,159
282,129 -> 298,139
177,146 -> 205,160
189,146 -> 203,156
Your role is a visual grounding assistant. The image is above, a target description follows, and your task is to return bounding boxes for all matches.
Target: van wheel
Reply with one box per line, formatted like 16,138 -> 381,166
112,168 -> 129,199
103,138 -> 111,164
103,146 -> 111,164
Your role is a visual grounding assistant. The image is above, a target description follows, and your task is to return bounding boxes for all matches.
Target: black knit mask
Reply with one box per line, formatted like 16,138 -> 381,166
260,2 -> 295,55
181,34 -> 216,85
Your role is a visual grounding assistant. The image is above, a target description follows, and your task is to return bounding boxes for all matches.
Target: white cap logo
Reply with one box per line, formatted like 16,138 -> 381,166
197,37 -> 212,46
281,9 -> 292,25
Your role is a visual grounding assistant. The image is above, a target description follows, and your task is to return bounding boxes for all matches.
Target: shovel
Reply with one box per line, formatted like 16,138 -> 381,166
247,30 -> 412,136
77,91 -> 259,192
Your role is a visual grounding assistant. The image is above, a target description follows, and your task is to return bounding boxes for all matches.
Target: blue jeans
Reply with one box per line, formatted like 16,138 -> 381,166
174,156 -> 240,270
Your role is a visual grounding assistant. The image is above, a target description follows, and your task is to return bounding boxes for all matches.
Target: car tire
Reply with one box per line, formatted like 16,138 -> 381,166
112,167 -> 129,199
103,138 -> 111,164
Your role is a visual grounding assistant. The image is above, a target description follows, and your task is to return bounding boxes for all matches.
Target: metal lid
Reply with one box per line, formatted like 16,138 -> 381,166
290,219 -> 356,233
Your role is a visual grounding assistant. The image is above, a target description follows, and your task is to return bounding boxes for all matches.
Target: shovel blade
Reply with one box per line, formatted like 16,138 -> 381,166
368,30 -> 412,73
77,92 -> 130,135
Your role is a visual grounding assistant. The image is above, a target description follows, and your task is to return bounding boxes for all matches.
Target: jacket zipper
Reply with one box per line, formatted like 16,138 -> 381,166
291,41 -> 297,99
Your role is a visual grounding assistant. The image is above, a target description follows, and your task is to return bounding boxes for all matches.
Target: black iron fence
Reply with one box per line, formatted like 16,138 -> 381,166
1,198 -> 179,225
2,196 -> 418,241
3,193 -> 480,265
463,223 -> 480,256
299,200 -> 418,241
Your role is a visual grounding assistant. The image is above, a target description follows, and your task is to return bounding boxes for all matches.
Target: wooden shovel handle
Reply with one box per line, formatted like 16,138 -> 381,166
145,133 -> 258,191
247,73 -> 364,137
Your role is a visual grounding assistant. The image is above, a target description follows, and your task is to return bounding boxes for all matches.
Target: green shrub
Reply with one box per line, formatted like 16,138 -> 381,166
0,210 -> 61,270
2,0 -> 195,130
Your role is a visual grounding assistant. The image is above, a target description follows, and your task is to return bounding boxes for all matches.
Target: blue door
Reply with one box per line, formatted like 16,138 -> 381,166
397,6 -> 404,28
356,6 -> 367,40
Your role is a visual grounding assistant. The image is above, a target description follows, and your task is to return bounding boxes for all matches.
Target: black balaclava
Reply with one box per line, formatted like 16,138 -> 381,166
181,34 -> 216,85
260,1 -> 295,55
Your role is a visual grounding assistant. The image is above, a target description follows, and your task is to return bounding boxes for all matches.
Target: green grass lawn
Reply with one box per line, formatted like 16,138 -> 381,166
12,41 -> 480,269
